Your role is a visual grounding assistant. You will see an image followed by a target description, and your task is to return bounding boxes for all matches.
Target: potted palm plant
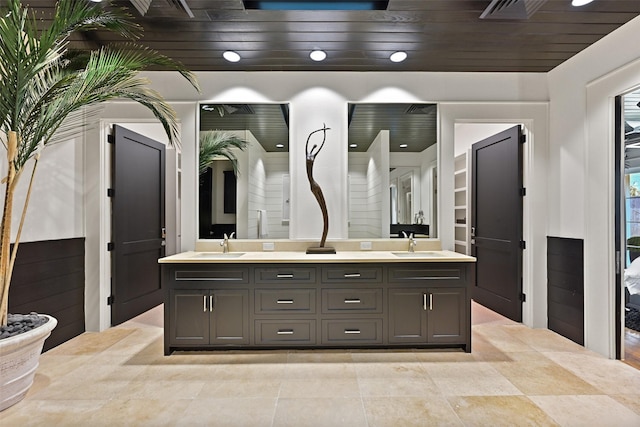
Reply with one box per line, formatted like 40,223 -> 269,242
199,130 -> 250,176
0,0 -> 198,411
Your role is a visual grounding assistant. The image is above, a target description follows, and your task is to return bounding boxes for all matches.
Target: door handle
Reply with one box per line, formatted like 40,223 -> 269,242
203,295 -> 207,312
210,295 -> 214,312
471,227 -> 476,237
423,293 -> 427,311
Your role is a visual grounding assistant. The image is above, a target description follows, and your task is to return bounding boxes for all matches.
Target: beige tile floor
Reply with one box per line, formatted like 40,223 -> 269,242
3,302 -> 640,426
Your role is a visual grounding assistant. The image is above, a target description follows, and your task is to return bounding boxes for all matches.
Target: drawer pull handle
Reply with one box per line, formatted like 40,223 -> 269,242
277,330 -> 294,335
277,299 -> 294,304
276,274 -> 294,279
344,299 -> 361,304
344,329 -> 361,334
344,273 -> 361,278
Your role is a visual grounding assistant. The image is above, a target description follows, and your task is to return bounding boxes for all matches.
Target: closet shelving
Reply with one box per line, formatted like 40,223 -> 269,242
454,151 -> 471,255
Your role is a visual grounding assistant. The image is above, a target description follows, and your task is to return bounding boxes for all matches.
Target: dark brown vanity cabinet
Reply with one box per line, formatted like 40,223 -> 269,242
169,289 -> 250,347
388,287 -> 466,344
387,265 -> 470,348
163,262 -> 471,354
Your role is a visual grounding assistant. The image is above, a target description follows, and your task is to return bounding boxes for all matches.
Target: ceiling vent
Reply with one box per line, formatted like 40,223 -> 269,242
405,104 -> 436,115
129,0 -> 194,18
480,0 -> 548,20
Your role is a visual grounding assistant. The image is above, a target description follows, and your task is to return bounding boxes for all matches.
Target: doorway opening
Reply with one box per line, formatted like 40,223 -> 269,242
617,89 -> 640,368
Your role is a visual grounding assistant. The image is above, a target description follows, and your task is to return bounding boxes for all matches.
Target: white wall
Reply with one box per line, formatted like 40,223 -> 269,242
0,135 -> 84,243
548,14 -> 640,358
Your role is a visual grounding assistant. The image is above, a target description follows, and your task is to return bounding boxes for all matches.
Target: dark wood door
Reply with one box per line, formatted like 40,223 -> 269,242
111,125 -> 165,325
471,125 -> 524,322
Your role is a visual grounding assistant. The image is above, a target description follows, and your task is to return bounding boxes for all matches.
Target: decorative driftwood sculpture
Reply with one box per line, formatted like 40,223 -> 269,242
305,124 -> 335,254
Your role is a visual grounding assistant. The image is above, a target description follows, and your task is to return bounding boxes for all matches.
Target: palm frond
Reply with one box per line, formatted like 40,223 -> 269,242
0,0 -> 200,325
199,131 -> 251,176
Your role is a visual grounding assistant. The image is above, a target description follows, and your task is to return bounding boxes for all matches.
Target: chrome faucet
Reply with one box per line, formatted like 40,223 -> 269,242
220,232 -> 235,253
408,233 -> 417,252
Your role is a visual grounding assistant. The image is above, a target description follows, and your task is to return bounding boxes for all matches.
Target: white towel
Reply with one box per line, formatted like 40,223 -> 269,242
258,209 -> 269,238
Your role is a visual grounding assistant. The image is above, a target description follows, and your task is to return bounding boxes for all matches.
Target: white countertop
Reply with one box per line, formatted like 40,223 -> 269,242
159,250 -> 476,264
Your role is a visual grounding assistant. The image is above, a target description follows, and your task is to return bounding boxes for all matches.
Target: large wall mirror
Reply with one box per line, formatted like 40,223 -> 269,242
347,103 -> 438,239
198,103 -> 290,239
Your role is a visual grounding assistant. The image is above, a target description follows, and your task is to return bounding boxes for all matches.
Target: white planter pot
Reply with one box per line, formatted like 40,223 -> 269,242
0,314 -> 57,411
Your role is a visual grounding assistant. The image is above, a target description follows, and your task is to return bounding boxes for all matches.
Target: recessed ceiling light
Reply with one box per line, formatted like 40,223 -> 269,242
276,144 -> 284,148
349,144 -> 358,148
571,0 -> 594,6
399,144 -> 408,148
223,51 -> 241,63
390,51 -> 407,63
310,50 -> 327,62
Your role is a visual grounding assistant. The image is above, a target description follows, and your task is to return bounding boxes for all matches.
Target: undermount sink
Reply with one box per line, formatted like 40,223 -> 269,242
391,251 -> 446,258
191,252 -> 245,258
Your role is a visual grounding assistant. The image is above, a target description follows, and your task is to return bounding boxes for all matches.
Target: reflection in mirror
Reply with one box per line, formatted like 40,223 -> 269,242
199,103 -> 290,239
347,103 -> 437,239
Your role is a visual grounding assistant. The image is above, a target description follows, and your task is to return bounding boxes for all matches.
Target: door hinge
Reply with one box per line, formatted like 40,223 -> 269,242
107,295 -> 115,305
107,242 -> 114,251
520,187 -> 526,196
519,292 -> 526,302
520,240 -> 526,250
107,134 -> 115,144
107,188 -> 115,197
520,134 -> 526,143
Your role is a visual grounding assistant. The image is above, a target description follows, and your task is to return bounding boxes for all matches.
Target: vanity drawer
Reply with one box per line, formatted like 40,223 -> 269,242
388,265 -> 466,286
173,267 -> 249,284
255,267 -> 316,284
322,288 -> 383,313
321,266 -> 382,283
255,320 -> 316,345
255,289 -> 316,313
321,319 -> 383,344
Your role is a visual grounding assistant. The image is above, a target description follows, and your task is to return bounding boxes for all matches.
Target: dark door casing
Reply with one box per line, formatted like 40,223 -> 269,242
111,125 -> 165,325
471,125 -> 524,322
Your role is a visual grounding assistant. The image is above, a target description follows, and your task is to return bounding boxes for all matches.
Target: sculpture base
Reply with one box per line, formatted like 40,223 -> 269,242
306,246 -> 336,255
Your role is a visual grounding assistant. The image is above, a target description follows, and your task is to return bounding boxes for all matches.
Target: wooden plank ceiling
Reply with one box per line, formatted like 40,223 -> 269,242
20,0 -> 640,152
26,0 -> 640,72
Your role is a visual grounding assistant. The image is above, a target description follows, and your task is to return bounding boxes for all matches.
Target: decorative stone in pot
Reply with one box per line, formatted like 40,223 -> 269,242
0,314 -> 57,411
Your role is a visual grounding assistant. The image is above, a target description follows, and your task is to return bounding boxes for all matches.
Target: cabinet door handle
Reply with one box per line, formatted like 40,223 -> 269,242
344,329 -> 361,334
277,329 -> 294,335
277,299 -> 294,304
344,298 -> 361,304
423,293 -> 427,311
203,295 -> 207,312
276,274 -> 294,279
429,294 -> 433,311
344,273 -> 361,278
210,295 -> 214,312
